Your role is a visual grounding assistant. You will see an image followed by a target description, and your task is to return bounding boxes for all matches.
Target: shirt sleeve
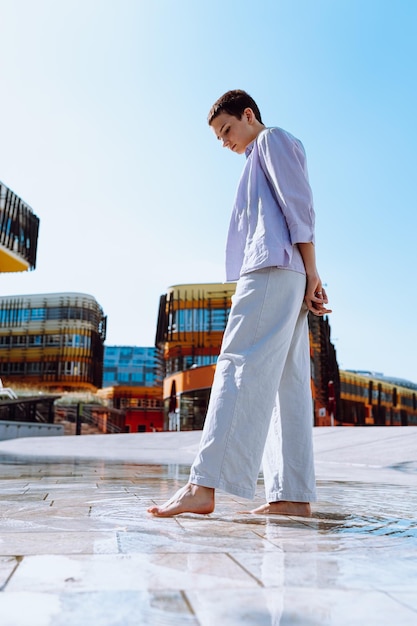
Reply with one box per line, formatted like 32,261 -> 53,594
257,128 -> 315,245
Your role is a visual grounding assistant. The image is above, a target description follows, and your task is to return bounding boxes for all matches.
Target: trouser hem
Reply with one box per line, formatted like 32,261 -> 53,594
267,491 -> 317,503
190,472 -> 256,500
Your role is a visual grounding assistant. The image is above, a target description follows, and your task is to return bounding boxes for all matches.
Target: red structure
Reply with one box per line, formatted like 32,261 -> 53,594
98,385 -> 163,432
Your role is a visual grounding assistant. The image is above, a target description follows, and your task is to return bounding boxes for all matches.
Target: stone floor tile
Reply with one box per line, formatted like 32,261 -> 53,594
0,429 -> 416,625
5,553 -> 258,592
264,534 -> 372,554
0,492 -> 47,502
0,590 -> 199,626
2,505 -> 92,522
27,482 -> 99,491
0,591 -> 61,626
176,514 -> 308,533
0,531 -> 118,555
229,549 -> 417,592
388,592 -> 417,614
117,522 -> 281,554
0,556 -> 18,589
186,587 -> 417,626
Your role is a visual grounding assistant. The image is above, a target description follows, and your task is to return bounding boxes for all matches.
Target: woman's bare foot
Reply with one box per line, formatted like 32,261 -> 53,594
249,501 -> 312,517
147,484 -> 215,517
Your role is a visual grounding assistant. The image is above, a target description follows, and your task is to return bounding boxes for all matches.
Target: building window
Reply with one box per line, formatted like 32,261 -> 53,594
44,362 -> 57,374
11,362 -> 25,373
30,308 -> 46,321
170,307 -> 230,334
46,334 -> 61,346
28,335 -> 43,346
27,362 -> 41,373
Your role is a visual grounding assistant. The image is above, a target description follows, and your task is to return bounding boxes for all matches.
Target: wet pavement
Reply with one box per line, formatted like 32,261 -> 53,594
0,427 -> 416,625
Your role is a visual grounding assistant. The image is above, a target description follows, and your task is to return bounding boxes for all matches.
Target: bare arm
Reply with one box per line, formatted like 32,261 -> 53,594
297,242 -> 331,316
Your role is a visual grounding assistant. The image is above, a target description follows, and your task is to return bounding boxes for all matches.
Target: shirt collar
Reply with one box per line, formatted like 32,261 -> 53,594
245,127 -> 268,157
245,139 -> 256,158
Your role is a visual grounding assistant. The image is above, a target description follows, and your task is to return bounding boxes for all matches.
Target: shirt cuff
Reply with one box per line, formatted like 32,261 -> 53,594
289,225 -> 315,246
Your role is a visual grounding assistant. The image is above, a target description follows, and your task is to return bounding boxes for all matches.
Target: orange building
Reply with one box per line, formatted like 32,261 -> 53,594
156,283 -> 234,430
156,282 -> 339,430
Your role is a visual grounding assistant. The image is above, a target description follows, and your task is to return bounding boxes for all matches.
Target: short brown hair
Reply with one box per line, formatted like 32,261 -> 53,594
208,89 -> 263,125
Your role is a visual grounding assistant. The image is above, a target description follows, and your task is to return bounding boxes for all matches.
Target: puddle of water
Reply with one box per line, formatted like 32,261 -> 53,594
315,480 -> 417,538
1,456 -> 416,541
324,515 -> 417,538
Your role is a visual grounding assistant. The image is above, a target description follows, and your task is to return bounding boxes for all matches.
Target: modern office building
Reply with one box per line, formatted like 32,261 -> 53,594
103,346 -> 159,387
0,180 -> 39,273
155,282 -> 339,430
155,283 -> 235,430
337,369 -> 417,427
0,292 -> 106,392
99,346 -> 163,432
155,281 -> 417,429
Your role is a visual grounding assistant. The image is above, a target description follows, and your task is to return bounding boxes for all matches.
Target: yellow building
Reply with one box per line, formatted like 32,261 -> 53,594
0,180 -> 39,273
0,292 -> 106,392
156,283 -> 235,430
338,369 -> 417,426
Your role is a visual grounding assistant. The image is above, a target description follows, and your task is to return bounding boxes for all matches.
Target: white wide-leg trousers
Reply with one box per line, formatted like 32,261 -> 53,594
189,267 -> 316,502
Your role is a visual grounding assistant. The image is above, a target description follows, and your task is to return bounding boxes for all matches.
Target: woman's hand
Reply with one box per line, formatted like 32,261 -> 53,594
305,275 -> 332,316
296,244 -> 332,316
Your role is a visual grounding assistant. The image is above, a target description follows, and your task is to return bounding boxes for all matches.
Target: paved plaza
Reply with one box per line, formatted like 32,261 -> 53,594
0,427 -> 416,625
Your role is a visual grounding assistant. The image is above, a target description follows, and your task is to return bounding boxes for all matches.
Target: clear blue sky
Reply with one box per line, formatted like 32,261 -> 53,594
1,0 -> 416,382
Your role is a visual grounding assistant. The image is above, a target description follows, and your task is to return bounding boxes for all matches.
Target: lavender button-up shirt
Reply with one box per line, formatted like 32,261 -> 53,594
225,127 -> 315,282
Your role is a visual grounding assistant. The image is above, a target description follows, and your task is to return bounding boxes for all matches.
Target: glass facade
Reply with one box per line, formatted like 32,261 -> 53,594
156,283 -> 235,377
0,292 -> 106,391
156,283 -> 237,430
103,346 -> 159,387
169,307 -> 230,334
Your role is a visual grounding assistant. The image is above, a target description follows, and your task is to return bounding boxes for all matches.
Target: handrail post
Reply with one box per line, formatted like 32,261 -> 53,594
76,403 -> 83,435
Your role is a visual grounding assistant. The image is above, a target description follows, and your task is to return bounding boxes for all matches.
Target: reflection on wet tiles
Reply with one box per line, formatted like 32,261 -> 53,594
89,503 -> 145,524
0,492 -> 47,503
0,512 -> 125,534
1,450 -> 417,625
317,480 -> 417,517
328,515 -> 417,538
27,482 -> 99,491
229,549 -> 417,592
214,515 -> 312,531
187,587 -> 417,626
6,553 -> 258,592
0,591 -> 62,626
388,591 -> 417,614
311,480 -> 417,543
118,524 -> 280,554
0,556 -> 19,589
0,590 -> 199,626
390,460 -> 417,474
0,532 -> 118,556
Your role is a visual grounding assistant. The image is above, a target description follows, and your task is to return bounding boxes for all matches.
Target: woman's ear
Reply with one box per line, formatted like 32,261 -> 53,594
243,107 -> 255,123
